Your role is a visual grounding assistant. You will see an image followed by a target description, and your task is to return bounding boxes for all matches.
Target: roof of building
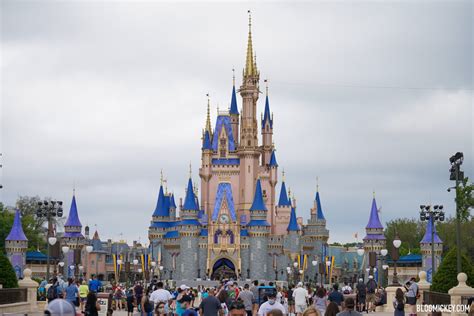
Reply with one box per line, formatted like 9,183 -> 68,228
212,158 -> 240,165
152,185 -> 169,217
363,233 -> 386,240
179,219 -> 201,226
366,197 -> 383,229
287,207 -> 299,231
212,182 -> 237,221
278,181 -> 291,207
6,210 -> 28,241
250,179 -> 267,211
269,150 -> 278,167
200,228 -> 208,237
240,229 -> 249,237
212,115 -> 236,152
63,231 -> 84,238
229,85 -> 239,115
420,216 -> 443,243
170,194 -> 177,209
64,195 -> 82,227
387,253 -> 422,264
315,191 -> 325,220
247,219 -> 271,227
164,231 -> 179,239
202,130 -> 212,150
261,95 -> 273,129
26,250 -> 47,261
182,178 -> 199,211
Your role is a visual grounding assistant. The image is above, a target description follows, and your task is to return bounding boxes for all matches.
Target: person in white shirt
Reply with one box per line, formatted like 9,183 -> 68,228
149,281 -> 173,313
341,282 -> 352,295
258,292 -> 286,316
292,282 -> 309,316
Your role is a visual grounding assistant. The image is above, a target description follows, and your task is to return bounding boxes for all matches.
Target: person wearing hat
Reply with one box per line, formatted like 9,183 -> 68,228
176,285 -> 190,316
355,279 -> 366,313
178,294 -> 197,316
336,297 -> 362,316
257,291 -> 286,316
365,276 -> 377,313
293,282 -> 309,316
44,298 -> 77,316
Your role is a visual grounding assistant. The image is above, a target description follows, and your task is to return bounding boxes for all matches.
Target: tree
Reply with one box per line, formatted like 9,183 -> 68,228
437,218 -> 474,262
455,177 -> 473,221
0,250 -> 18,288
385,218 -> 424,256
431,246 -> 473,293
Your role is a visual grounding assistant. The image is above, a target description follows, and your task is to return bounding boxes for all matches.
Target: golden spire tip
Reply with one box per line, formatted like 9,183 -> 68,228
316,176 -> 319,192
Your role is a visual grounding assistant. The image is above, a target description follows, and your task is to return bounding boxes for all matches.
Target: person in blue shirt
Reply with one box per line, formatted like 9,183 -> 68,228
89,275 -> 102,293
65,278 -> 79,305
328,284 -> 344,307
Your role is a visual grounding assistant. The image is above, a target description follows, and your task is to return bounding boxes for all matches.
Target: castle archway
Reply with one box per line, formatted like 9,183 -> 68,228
211,258 -> 237,281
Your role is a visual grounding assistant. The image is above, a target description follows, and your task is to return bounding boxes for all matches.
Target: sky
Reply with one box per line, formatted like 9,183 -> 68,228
1,0 -> 472,245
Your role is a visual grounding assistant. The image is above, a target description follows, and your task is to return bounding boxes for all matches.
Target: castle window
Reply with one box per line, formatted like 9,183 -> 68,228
248,140 -> 251,146
220,138 -> 227,158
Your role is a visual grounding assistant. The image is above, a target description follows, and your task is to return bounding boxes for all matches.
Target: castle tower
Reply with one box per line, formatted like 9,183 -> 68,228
275,171 -> 292,235
420,215 -> 443,282
285,203 -> 300,255
229,72 -> 240,142
362,195 -> 386,277
267,150 -> 278,232
178,176 -> 201,280
5,210 -> 28,278
247,179 -> 270,280
302,185 -> 330,278
261,84 -> 274,166
238,11 -> 261,219
63,192 -> 85,278
200,99 -> 213,217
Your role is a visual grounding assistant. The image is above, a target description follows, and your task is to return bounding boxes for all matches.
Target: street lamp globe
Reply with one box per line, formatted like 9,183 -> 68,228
393,238 -> 402,249
48,237 -> 57,246
133,259 -> 139,265
151,261 -> 157,267
312,260 -> 317,266
365,268 -> 370,272
299,269 -> 303,274
117,259 -> 122,265
86,245 -> 93,253
159,266 -> 164,271
293,262 -> 298,268
373,267 -> 377,272
69,265 -> 75,270
138,268 -> 142,273
357,248 -> 365,256
382,264 -> 389,270
326,261 -> 331,267
62,246 -> 70,254
58,261 -> 65,267
286,267 -> 291,272
380,249 -> 388,256
79,265 -> 83,270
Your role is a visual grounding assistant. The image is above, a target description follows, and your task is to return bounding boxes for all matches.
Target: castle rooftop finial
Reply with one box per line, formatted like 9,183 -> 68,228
282,169 -> 285,182
244,10 -> 257,78
316,176 -> 319,192
205,93 -> 212,133
265,79 -> 269,96
189,162 -> 192,178
160,169 -> 164,185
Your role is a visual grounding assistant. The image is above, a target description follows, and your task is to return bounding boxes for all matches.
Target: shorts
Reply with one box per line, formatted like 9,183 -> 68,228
406,297 -> 417,305
288,300 -> 295,306
366,294 -> 375,303
295,304 -> 307,313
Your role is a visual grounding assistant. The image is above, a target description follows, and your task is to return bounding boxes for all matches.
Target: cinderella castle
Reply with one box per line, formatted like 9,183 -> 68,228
147,14 -> 330,282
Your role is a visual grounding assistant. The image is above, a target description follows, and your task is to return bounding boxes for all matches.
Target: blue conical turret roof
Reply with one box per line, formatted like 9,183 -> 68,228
250,179 -> 267,211
366,198 -> 383,229
6,210 -> 28,241
230,85 -> 239,115
202,130 -> 212,150
152,185 -> 169,217
182,178 -> 199,210
65,195 -> 82,227
287,207 -> 299,231
421,215 -> 443,243
315,191 -> 325,220
269,150 -> 278,167
170,194 -> 177,209
278,181 -> 291,207
261,95 -> 273,128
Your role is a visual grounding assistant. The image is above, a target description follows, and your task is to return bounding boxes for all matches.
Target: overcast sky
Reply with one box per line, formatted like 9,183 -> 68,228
1,0 -> 472,245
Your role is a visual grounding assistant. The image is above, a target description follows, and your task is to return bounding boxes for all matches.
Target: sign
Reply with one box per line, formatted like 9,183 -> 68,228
97,293 -> 110,316
427,268 -> 432,283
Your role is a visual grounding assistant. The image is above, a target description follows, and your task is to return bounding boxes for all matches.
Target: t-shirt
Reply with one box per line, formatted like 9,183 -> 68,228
328,291 -> 344,306
89,279 -> 101,292
182,308 -> 198,316
406,282 -> 418,298
65,284 -> 78,302
356,284 -> 366,296
336,310 -> 362,316
314,296 -> 327,313
199,296 -> 222,316
258,301 -> 286,316
292,287 -> 308,305
250,286 -> 259,304
79,285 -> 89,298
238,290 -> 254,311
150,288 -> 173,303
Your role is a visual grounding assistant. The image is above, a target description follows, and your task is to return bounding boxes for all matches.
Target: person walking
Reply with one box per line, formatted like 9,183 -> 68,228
404,278 -> 418,316
141,287 -> 155,316
293,282 -> 309,316
328,284 -> 344,309
134,282 -> 144,313
324,302 -> 339,316
237,284 -> 254,316
335,297 -> 362,316
79,280 -> 89,312
393,288 -> 405,316
365,276 -> 377,313
84,292 -> 101,316
258,292 -> 286,316
355,279 -> 366,313
200,288 -> 223,316
64,278 -> 79,307
313,287 -> 327,315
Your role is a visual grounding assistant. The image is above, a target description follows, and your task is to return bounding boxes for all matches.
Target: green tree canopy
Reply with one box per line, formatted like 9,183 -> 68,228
385,218 -> 424,256
431,246 -> 473,293
0,250 -> 18,288
455,177 -> 473,221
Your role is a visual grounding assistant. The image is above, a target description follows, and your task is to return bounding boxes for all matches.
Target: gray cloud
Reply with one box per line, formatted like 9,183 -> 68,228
1,0 -> 472,244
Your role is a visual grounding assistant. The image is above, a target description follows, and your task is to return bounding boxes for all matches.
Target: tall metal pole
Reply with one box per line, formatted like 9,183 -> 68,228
431,213 -> 436,277
46,215 -> 52,281
455,165 -> 462,273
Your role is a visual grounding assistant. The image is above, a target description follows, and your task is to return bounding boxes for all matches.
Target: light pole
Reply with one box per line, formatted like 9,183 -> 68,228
62,246 -> 69,278
379,248 -> 388,286
312,260 -> 318,287
357,246 -> 365,282
326,260 -> 331,285
37,200 -> 63,281
449,152 -> 464,274
419,204 -> 444,278
85,245 -> 93,279
391,234 -> 401,286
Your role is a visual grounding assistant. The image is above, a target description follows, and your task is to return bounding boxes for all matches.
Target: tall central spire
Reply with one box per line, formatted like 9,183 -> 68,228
244,10 -> 257,78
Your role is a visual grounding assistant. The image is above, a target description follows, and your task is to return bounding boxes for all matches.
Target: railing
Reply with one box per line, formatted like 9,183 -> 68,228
423,290 -> 451,304
0,288 -> 27,305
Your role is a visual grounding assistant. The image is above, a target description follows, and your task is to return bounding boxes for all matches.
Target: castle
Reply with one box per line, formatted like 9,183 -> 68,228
147,14 -> 330,282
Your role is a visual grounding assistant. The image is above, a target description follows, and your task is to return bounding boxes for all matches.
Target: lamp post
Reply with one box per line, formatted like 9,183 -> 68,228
61,246 -> 70,278
312,260 -> 318,287
85,245 -> 93,279
449,152 -> 464,274
37,200 -> 63,281
357,246 -> 365,282
419,204 -> 445,278
379,248 -> 388,286
326,260 -> 331,285
391,234 -> 401,286
116,258 -> 123,282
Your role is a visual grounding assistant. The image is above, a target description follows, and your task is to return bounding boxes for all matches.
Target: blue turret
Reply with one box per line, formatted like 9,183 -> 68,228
183,178 -> 199,211
64,194 -> 83,238
202,130 -> 212,150
269,150 -> 278,167
315,191 -> 325,220
5,209 -> 28,279
278,181 -> 291,207
153,185 -> 169,217
261,95 -> 273,128
6,210 -> 28,241
366,197 -> 383,230
230,84 -> 239,115
287,207 -> 299,232
250,179 -> 267,211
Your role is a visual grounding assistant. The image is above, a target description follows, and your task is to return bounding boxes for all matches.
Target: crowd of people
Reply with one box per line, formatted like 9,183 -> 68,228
41,274 -> 422,316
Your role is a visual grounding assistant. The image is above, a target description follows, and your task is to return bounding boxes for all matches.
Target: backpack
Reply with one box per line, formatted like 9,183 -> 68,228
367,280 -> 376,294
47,285 -> 58,300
